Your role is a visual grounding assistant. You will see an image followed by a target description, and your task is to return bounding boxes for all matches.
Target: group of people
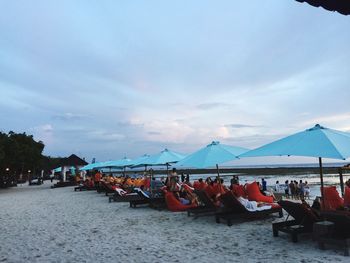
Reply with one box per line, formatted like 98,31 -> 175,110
273,179 -> 310,199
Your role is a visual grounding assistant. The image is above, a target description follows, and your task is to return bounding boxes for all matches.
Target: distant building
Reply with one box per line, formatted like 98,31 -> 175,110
58,154 -> 88,182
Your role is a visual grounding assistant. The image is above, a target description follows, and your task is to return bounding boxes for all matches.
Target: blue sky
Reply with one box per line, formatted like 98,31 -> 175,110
1,1 -> 350,165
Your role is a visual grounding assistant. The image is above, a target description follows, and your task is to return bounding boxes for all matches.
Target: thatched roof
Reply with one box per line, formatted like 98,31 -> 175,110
296,0 -> 350,15
60,154 -> 88,166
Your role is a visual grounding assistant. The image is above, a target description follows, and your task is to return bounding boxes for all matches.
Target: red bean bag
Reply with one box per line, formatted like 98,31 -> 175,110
245,182 -> 274,203
205,184 -> 215,198
232,184 -> 247,198
164,191 -> 197,212
212,183 -> 228,195
193,181 -> 200,189
344,187 -> 350,208
323,186 -> 344,210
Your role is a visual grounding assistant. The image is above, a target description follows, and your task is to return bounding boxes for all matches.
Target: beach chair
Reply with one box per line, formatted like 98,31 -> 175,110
216,191 -> 283,226
272,200 -> 321,242
74,183 -> 96,191
318,211 -> 350,256
187,190 -> 218,218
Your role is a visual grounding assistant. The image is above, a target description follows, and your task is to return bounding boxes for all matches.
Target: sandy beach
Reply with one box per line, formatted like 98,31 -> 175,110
0,182 -> 348,263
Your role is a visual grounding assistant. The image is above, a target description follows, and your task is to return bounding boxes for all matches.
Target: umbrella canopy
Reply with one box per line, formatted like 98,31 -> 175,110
139,148 -> 185,166
176,141 -> 249,169
240,124 -> 350,160
80,162 -> 104,171
108,157 -> 133,168
240,124 -> 350,200
130,154 -> 151,168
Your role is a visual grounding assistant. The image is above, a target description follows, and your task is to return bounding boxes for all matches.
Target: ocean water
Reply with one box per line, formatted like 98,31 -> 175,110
153,172 -> 350,199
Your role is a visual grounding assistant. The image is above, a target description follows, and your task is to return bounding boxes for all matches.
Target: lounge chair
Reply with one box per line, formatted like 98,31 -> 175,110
272,200 -> 321,242
97,181 -> 117,196
74,183 -> 96,191
216,191 -> 283,226
318,211 -> 350,256
187,190 -> 218,218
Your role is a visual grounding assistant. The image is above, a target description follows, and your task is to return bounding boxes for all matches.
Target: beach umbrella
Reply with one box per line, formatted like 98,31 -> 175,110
138,148 -> 186,174
176,141 -> 249,176
80,162 -> 104,171
131,154 -> 151,170
295,0 -> 350,15
240,124 -> 350,199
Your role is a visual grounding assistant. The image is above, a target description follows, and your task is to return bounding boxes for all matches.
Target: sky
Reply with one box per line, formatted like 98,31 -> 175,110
1,1 -> 350,165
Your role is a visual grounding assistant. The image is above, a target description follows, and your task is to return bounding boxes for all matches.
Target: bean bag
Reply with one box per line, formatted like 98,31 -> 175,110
323,186 -> 344,210
164,191 -> 197,212
245,182 -> 274,203
193,181 -> 207,191
232,184 -> 247,198
344,187 -> 350,208
212,183 -> 228,195
205,184 -> 216,198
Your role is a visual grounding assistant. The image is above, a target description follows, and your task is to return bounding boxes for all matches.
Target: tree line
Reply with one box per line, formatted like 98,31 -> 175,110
0,131 -> 61,187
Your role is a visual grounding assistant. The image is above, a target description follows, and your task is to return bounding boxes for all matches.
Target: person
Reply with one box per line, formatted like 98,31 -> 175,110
180,173 -> 185,183
345,178 -> 350,188
49,173 -> 54,183
261,178 -> 267,192
311,196 -> 321,210
289,180 -> 296,199
299,180 -> 305,199
94,170 -> 102,189
237,196 -> 271,212
304,181 -> 310,199
284,180 -> 289,197
275,181 -> 280,193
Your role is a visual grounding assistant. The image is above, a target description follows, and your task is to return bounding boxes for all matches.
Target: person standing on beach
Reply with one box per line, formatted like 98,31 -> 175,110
289,181 -> 296,199
299,180 -> 305,199
261,178 -> 267,192
284,180 -> 289,197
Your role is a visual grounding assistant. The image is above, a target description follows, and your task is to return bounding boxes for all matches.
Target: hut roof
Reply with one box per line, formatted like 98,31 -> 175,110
60,154 -> 88,166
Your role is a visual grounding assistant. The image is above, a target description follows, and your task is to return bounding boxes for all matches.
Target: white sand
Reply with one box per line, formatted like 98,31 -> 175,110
0,182 -> 348,263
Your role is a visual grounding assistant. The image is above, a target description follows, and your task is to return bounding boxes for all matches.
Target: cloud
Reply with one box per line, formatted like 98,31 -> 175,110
196,102 -> 231,110
224,124 -> 264,129
53,112 -> 87,121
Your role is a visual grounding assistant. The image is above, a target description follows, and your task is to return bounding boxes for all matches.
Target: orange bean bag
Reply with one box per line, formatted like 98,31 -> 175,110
323,186 -> 344,210
232,184 -> 247,198
164,191 -> 197,212
344,187 -> 350,208
245,182 -> 273,203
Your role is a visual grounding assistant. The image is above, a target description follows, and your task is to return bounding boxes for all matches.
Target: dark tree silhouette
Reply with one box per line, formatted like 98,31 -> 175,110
296,0 -> 350,15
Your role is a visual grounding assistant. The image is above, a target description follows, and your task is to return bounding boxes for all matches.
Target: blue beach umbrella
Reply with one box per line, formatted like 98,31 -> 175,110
80,162 -> 104,171
139,148 -> 186,174
141,148 -> 185,166
240,124 -> 350,198
131,154 -> 151,170
176,141 -> 249,175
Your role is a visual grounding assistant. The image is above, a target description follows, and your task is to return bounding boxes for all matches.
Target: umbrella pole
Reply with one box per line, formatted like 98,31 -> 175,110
166,163 -> 169,175
216,164 -> 220,182
319,157 -> 324,206
339,167 -> 345,197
